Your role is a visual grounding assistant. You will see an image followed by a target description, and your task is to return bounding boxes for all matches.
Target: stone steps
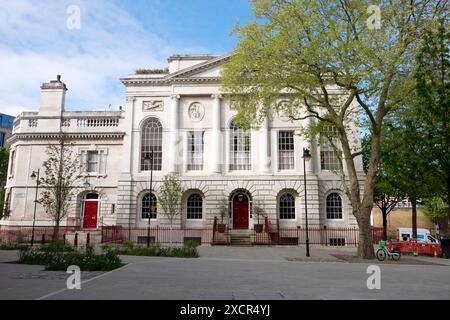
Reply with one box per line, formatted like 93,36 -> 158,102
230,229 -> 252,246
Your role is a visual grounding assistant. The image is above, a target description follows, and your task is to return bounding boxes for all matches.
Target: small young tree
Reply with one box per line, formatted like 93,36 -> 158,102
38,141 -> 80,240
0,147 -> 9,219
374,179 -> 400,240
158,173 -> 184,244
252,201 -> 265,233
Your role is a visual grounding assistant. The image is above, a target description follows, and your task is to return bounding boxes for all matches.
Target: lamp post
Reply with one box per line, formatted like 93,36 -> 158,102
302,148 -> 312,257
30,169 -> 40,246
145,149 -> 154,247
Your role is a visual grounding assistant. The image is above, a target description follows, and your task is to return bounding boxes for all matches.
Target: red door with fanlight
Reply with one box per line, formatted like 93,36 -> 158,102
233,193 -> 249,229
83,201 -> 98,229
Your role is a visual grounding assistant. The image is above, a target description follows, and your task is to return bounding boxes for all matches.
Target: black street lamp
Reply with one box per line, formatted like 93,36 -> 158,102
30,169 -> 40,246
145,149 -> 154,247
302,148 -> 312,257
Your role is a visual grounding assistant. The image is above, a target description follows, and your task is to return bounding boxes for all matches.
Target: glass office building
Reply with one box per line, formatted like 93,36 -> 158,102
0,113 -> 15,147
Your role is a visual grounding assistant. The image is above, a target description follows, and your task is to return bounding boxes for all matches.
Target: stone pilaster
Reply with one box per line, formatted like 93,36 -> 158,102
259,117 -> 271,173
121,96 -> 136,176
211,94 -> 222,173
169,94 -> 180,173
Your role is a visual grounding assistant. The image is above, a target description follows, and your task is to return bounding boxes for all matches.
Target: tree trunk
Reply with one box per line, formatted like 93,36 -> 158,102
356,207 -> 375,258
382,207 -> 388,241
411,196 -> 417,239
53,220 -> 60,241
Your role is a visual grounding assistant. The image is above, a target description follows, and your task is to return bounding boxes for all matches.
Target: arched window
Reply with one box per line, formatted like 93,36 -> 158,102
142,193 -> 157,219
141,118 -> 162,171
186,194 -> 203,220
229,120 -> 251,170
279,193 -> 295,219
326,193 -> 343,219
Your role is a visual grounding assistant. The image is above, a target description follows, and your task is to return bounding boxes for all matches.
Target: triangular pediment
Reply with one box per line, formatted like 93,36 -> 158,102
166,53 -> 231,79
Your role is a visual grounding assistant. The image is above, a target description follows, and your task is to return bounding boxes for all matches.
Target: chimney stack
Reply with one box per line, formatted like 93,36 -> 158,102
38,75 -> 67,116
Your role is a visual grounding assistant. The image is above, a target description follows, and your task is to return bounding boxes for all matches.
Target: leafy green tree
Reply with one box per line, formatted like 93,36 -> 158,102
38,140 -> 80,239
0,147 -> 9,219
363,134 -> 401,240
222,0 -> 445,258
159,173 -> 184,244
414,18 -> 450,218
380,108 -> 435,239
377,18 -> 449,239
423,197 -> 449,235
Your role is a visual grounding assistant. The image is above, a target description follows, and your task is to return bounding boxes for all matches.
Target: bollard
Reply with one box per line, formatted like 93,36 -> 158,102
86,232 -> 90,246
74,233 -> 78,247
41,234 -> 45,244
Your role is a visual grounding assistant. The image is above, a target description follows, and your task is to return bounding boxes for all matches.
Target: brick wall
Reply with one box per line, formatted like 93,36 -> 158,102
372,207 -> 435,238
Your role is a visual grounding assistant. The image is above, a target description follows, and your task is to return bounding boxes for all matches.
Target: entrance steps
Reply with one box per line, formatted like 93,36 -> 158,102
230,229 -> 252,246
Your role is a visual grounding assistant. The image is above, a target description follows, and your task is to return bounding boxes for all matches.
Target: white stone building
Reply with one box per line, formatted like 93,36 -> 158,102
2,54 -> 364,236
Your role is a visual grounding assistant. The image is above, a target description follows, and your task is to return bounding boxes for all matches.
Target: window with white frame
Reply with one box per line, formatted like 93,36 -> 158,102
186,193 -> 203,219
278,131 -> 295,170
326,193 -> 343,219
142,193 -> 157,219
141,118 -> 162,171
79,148 -> 107,176
320,125 -> 340,171
86,151 -> 99,173
187,131 -> 204,171
229,120 -> 251,170
320,150 -> 340,171
279,193 -> 295,219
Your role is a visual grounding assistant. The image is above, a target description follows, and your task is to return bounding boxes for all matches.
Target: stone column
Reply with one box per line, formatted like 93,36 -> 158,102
169,94 -> 180,173
211,94 -> 222,173
259,117 -> 271,173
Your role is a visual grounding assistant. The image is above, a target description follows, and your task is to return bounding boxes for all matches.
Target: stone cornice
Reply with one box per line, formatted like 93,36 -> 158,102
121,77 -> 222,86
8,132 -> 125,144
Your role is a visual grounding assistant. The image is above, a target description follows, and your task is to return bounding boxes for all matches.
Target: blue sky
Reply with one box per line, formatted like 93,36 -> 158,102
0,0 -> 254,116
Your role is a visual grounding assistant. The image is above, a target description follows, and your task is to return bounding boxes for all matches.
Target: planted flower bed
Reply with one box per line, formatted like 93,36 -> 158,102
18,241 -> 123,271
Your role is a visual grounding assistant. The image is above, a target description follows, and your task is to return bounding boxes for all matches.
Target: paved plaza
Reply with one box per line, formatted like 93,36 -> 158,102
0,247 -> 449,300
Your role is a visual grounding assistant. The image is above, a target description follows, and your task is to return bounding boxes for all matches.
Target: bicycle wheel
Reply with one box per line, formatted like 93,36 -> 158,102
376,249 -> 386,261
392,251 -> 401,261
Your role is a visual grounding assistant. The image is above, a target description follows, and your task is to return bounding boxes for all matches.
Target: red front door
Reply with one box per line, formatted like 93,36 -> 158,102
233,194 -> 249,229
83,201 -> 98,229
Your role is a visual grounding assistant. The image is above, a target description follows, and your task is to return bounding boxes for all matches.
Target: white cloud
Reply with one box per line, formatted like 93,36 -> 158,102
0,0 -> 204,116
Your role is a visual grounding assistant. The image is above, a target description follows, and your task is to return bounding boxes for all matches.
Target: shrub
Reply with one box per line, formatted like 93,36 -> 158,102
184,240 -> 199,248
121,240 -> 134,250
117,243 -> 198,258
18,243 -> 123,271
38,239 -> 74,253
135,68 -> 168,75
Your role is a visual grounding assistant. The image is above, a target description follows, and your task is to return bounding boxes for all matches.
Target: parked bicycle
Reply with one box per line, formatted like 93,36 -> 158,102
376,240 -> 401,261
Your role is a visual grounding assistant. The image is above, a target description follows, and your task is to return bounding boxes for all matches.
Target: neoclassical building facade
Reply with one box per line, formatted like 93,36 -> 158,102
2,54 -> 364,232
